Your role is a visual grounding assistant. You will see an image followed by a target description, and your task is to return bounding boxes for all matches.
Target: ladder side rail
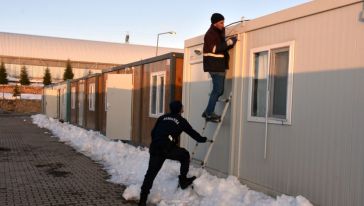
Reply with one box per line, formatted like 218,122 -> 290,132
201,93 -> 232,167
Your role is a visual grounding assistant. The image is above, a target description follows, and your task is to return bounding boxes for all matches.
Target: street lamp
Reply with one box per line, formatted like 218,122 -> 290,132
156,31 -> 176,56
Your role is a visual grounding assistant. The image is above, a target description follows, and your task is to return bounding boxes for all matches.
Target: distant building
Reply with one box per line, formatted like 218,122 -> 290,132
0,32 -> 182,84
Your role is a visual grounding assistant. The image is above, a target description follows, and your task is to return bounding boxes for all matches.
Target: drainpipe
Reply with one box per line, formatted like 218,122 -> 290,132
264,90 -> 270,159
264,55 -> 271,160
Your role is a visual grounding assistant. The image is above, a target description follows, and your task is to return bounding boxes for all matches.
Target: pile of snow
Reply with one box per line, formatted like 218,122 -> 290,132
31,114 -> 312,206
7,76 -> 46,85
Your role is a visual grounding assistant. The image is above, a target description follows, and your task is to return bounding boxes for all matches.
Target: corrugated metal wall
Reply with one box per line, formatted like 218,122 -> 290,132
238,3 -> 364,206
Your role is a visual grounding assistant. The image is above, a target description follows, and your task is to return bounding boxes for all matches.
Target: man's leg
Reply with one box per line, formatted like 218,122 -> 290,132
139,154 -> 165,205
166,147 -> 190,176
204,72 -> 225,116
166,147 -> 195,189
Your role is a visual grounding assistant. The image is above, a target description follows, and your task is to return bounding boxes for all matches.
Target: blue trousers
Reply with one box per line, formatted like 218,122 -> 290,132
205,72 -> 225,115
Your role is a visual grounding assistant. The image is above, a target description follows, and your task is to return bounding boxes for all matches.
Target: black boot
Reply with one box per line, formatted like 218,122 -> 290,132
202,112 -> 221,122
178,175 -> 196,189
138,193 -> 147,206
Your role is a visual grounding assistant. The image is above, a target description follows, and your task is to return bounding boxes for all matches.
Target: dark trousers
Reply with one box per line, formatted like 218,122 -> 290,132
140,146 -> 190,198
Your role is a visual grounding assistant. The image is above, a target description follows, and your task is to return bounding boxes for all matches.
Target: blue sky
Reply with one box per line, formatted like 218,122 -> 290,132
0,0 -> 310,48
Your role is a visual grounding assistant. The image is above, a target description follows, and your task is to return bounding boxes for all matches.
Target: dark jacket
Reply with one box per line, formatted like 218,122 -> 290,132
150,113 -> 205,154
203,25 -> 233,72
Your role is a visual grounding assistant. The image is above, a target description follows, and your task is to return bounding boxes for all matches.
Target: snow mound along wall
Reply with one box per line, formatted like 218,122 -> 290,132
31,114 -> 313,206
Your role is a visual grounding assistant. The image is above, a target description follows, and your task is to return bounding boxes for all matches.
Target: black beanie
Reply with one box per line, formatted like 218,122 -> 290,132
211,13 -> 224,24
169,101 -> 183,114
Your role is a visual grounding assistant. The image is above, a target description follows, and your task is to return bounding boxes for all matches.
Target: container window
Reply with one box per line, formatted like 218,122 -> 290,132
88,83 -> 95,111
248,42 -> 294,124
150,71 -> 166,117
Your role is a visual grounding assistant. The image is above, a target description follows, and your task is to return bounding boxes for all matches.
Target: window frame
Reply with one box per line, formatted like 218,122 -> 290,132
247,41 -> 295,125
71,86 -> 76,109
88,83 -> 95,111
149,71 -> 166,118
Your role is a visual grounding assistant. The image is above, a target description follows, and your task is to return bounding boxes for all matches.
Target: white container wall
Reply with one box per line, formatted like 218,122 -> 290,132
183,1 -> 364,205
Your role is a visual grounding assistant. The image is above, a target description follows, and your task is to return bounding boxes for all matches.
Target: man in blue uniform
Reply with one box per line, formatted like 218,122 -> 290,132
139,101 -> 207,206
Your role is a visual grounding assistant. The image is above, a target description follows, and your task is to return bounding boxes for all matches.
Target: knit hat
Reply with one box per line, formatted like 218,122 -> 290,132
169,101 -> 183,114
211,13 -> 224,24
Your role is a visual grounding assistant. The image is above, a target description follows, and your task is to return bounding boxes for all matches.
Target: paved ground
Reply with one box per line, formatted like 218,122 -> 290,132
0,114 -> 138,206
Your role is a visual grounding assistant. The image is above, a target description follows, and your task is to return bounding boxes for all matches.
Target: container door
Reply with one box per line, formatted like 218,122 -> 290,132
106,74 -> 132,140
45,88 -> 58,119
61,87 -> 67,121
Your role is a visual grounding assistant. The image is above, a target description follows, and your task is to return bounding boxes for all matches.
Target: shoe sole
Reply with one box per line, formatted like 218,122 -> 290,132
205,118 -> 221,123
202,114 -> 221,123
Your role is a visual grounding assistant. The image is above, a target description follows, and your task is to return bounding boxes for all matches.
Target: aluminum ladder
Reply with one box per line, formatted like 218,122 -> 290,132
191,92 -> 232,168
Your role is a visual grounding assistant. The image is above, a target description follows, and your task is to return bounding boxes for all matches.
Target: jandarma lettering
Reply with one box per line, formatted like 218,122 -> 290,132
163,117 -> 179,125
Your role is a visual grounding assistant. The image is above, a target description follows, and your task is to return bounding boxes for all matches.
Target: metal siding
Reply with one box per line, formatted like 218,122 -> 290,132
98,74 -> 106,134
131,66 -> 143,144
240,3 -> 364,206
174,58 -> 184,101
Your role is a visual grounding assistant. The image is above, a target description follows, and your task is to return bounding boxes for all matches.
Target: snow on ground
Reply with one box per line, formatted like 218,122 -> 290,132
31,114 -> 312,206
20,93 -> 42,100
0,93 -> 42,100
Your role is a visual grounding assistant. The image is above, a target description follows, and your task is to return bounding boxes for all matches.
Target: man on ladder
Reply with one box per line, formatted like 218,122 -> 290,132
190,13 -> 236,168
202,13 -> 237,122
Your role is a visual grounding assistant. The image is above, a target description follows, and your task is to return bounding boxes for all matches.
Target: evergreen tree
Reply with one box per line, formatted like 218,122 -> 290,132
43,67 -> 52,85
13,84 -> 20,98
19,66 -> 30,85
0,62 -> 8,84
63,59 -> 74,80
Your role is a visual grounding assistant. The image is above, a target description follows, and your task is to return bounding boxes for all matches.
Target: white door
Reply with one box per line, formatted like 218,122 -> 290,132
45,88 -> 58,118
106,74 -> 132,140
188,62 -> 211,159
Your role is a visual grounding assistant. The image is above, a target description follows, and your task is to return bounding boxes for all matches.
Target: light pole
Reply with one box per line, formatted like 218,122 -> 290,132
156,31 -> 176,56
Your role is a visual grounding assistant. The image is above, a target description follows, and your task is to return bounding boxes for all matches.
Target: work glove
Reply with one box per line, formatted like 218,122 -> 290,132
197,136 -> 208,143
226,36 -> 237,46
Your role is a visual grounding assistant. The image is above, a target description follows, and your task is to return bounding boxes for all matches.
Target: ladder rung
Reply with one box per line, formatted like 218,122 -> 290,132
191,157 -> 205,166
205,119 -> 221,123
218,98 -> 230,103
